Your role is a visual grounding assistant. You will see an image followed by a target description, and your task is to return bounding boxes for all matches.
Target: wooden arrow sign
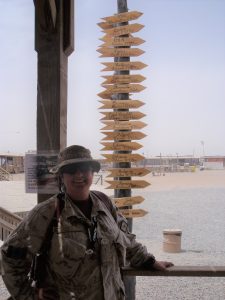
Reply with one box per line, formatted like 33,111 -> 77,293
99,99 -> 145,109
106,180 -> 150,189
114,196 -> 144,208
97,22 -> 113,30
107,168 -> 150,177
103,23 -> 144,37
101,111 -> 146,120
102,75 -> 146,84
101,141 -> 142,151
119,209 -> 148,218
101,84 -> 146,94
100,36 -> 145,47
102,11 -> 143,24
102,131 -> 146,141
101,61 -> 148,71
98,47 -> 144,58
101,121 -> 147,130
103,153 -> 145,162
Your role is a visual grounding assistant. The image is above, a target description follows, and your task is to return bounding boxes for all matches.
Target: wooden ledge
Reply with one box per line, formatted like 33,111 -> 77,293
122,266 -> 225,277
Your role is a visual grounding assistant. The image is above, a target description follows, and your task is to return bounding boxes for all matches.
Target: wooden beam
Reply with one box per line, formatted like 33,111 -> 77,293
122,266 -> 225,277
34,0 -> 74,202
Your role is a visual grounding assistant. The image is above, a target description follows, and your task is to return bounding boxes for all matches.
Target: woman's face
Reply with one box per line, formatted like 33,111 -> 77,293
61,163 -> 94,200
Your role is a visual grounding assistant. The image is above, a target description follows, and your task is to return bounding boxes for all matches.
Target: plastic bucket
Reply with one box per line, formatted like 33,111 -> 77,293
163,229 -> 182,253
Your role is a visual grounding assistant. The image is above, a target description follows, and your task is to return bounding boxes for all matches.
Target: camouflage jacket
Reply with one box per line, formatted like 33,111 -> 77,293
1,191 -> 154,300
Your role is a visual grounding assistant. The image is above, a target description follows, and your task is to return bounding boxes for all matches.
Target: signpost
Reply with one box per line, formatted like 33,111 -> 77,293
102,75 -> 146,84
106,180 -> 150,189
114,196 -> 144,207
101,141 -> 142,151
98,3 -> 148,298
107,167 -> 150,177
101,61 -> 147,71
98,47 -> 144,57
102,131 -> 146,140
102,153 -> 145,162
100,111 -> 146,120
100,36 -> 145,47
118,209 -> 148,218
102,23 -> 144,37
101,120 -> 147,130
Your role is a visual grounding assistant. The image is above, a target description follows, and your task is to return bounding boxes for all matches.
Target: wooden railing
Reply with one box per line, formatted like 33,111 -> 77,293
0,266 -> 224,277
122,266 -> 225,277
0,167 -> 12,181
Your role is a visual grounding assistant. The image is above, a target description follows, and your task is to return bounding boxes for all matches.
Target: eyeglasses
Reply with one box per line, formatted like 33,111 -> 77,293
61,164 -> 93,175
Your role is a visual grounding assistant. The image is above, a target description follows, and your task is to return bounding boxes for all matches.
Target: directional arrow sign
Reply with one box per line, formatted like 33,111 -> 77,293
99,100 -> 145,109
101,121 -> 147,130
101,141 -> 142,151
114,196 -> 144,208
101,84 -> 146,93
119,209 -> 148,218
102,75 -> 146,84
107,168 -> 150,177
98,47 -> 144,58
102,11 -> 143,24
106,180 -> 150,189
101,61 -> 148,71
97,22 -> 113,30
102,131 -> 146,141
101,111 -> 146,120
103,153 -> 145,162
100,36 -> 145,47
103,23 -> 144,37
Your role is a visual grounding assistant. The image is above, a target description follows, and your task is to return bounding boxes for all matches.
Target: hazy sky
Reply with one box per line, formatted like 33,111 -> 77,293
0,0 -> 225,158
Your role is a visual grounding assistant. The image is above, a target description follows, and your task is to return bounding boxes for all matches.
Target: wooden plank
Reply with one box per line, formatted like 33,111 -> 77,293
103,23 -> 144,37
106,180 -> 150,189
101,141 -> 142,151
102,75 -> 146,84
122,266 -> 225,277
101,121 -> 147,130
114,196 -> 144,207
101,111 -> 146,120
101,84 -> 146,94
98,47 -> 144,58
119,209 -> 148,218
102,11 -> 143,24
100,36 -> 145,47
107,168 -> 150,177
99,99 -> 145,109
101,61 -> 148,71
103,153 -> 145,162
102,131 -> 146,141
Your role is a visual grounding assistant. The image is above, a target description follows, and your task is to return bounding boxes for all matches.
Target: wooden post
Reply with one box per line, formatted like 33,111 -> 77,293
115,0 -> 136,299
34,0 -> 74,202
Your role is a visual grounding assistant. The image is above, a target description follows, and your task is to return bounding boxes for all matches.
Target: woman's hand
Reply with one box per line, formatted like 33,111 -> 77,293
152,260 -> 174,271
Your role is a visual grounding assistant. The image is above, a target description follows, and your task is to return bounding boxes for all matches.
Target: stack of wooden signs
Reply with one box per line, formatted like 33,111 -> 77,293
97,10 -> 150,218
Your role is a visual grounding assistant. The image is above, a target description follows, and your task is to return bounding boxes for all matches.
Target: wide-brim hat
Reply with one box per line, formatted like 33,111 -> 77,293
50,145 -> 101,174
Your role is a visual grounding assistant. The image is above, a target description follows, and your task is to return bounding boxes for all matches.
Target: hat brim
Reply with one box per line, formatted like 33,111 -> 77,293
50,158 -> 101,174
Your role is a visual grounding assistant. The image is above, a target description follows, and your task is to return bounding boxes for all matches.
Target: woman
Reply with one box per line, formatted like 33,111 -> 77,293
1,145 -> 173,299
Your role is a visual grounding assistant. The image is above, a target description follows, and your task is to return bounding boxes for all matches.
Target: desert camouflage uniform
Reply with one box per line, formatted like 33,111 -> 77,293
1,191 -> 154,300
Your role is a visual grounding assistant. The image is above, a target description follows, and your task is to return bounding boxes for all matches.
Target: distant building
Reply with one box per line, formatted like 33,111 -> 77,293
203,156 -> 225,170
0,153 -> 24,173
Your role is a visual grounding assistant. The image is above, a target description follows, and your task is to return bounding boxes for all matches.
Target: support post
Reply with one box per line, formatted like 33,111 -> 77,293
34,0 -> 74,202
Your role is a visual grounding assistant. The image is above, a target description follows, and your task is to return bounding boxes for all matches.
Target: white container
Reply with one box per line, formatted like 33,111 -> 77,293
163,229 -> 182,253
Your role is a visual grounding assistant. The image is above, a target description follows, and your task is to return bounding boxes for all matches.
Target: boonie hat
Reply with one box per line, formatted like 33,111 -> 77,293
50,145 -> 101,174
